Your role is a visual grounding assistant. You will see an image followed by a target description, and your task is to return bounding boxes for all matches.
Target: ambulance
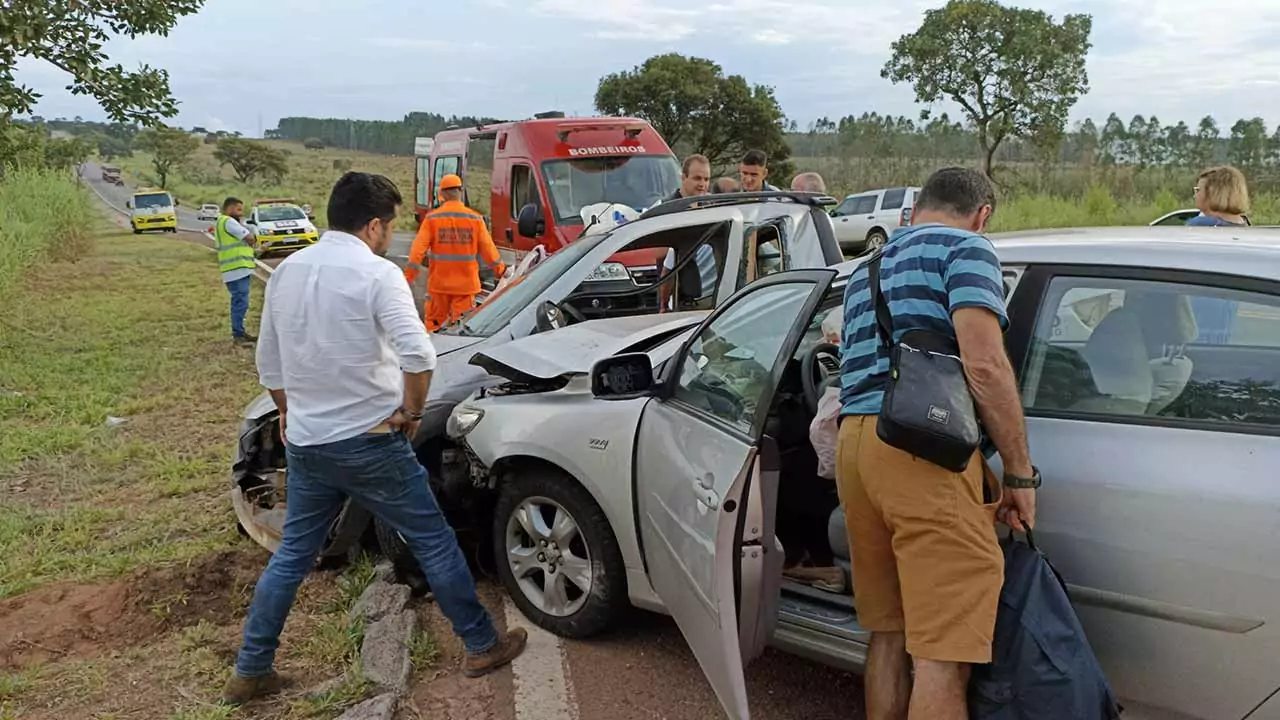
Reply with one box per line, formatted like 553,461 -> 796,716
412,112 -> 680,276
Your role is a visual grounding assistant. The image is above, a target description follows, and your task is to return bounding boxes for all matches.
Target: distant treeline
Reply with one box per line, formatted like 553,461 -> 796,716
268,112 -> 502,155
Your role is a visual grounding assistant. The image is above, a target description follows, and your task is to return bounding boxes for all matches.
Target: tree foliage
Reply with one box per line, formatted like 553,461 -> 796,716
135,126 -> 197,188
213,138 -> 289,183
594,53 -> 793,184
272,112 -> 498,155
0,0 -> 204,125
882,0 -> 1092,178
303,137 -> 325,150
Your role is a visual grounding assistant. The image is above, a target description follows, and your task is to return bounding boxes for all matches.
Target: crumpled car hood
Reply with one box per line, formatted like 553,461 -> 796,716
469,312 -> 705,383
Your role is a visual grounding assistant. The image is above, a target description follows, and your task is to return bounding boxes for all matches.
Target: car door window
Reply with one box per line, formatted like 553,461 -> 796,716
432,156 -> 460,208
880,187 -> 906,211
510,164 -> 538,216
833,198 -> 856,217
850,195 -> 877,215
672,283 -> 816,434
1021,275 -> 1280,430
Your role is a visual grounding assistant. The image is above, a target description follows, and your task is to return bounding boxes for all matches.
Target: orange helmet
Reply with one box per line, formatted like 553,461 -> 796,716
439,174 -> 463,191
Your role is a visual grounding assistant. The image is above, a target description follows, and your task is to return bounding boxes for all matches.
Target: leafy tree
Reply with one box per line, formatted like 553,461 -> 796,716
96,134 -> 133,160
1192,116 -> 1220,168
303,137 -> 325,150
45,135 -> 92,171
213,138 -> 289,183
595,53 -> 793,183
1163,121 -> 1192,167
1228,117 -> 1268,172
881,0 -> 1092,178
1098,113 -> 1127,164
1074,119 -> 1099,165
0,0 -> 203,124
135,126 -> 198,188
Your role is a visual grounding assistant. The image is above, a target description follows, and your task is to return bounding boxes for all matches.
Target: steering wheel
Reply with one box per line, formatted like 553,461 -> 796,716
534,300 -> 585,333
800,342 -> 841,414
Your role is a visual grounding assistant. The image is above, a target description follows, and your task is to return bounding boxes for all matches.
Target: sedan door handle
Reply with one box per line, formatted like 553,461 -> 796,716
691,473 -> 720,510
505,228 -> 513,241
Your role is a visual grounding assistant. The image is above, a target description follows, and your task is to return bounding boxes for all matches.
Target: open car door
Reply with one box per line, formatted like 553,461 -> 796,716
633,268 -> 837,718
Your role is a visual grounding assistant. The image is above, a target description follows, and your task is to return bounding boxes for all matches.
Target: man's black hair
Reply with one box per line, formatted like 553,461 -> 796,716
916,167 -> 997,217
326,172 -> 403,232
741,149 -> 768,167
221,196 -> 242,211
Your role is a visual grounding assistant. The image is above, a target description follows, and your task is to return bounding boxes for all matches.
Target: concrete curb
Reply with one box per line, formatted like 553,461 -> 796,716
325,561 -> 419,720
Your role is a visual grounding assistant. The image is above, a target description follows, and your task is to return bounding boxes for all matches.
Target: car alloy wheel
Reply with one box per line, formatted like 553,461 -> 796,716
505,496 -> 592,617
866,230 -> 888,250
493,468 -> 627,638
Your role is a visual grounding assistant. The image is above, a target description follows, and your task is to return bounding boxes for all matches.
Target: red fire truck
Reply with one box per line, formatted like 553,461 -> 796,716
412,113 -> 680,264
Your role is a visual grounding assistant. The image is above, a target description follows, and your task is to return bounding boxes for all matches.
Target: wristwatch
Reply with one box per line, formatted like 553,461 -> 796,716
1003,466 -> 1042,489
398,406 -> 424,421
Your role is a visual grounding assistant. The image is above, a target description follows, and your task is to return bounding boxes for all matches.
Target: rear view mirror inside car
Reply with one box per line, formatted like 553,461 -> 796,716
591,353 -> 655,400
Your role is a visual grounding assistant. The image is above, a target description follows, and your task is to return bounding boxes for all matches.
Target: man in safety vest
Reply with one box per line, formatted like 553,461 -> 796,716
214,196 -> 258,344
404,174 -> 506,331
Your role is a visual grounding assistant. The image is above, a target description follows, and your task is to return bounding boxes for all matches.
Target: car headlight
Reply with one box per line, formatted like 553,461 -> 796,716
446,406 -> 485,439
584,262 -> 630,282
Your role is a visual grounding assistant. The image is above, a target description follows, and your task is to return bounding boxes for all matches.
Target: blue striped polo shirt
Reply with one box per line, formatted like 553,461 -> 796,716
839,223 -> 1008,416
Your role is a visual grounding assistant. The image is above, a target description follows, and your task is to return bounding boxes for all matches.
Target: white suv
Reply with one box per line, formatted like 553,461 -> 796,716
829,186 -> 920,254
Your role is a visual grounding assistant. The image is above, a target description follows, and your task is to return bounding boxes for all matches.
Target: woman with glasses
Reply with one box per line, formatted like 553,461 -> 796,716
1187,165 -> 1251,227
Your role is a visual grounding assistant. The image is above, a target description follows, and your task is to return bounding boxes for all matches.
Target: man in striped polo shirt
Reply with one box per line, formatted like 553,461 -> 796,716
835,167 -> 1038,719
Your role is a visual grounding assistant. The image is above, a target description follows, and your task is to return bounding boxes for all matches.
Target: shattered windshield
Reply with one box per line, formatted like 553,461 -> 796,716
541,155 -> 679,222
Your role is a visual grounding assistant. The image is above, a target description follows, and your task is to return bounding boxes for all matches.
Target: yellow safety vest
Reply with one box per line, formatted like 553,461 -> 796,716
215,215 -> 256,275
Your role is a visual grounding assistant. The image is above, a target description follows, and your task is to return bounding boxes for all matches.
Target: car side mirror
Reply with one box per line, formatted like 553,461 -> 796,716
534,299 -> 567,334
125,201 -> 131,209
591,353 -> 655,400
174,199 -> 180,207
829,209 -> 837,217
517,203 -> 545,239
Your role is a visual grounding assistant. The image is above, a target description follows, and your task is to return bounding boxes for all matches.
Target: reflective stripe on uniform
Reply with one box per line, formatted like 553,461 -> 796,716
427,252 -> 477,263
428,211 -> 482,221
475,253 -> 502,270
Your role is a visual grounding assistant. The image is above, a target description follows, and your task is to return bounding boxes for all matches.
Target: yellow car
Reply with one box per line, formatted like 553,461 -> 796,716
245,200 -> 319,257
128,189 -> 178,234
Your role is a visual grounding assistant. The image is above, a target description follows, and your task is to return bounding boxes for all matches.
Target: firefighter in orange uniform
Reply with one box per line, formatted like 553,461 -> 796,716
404,174 -> 506,331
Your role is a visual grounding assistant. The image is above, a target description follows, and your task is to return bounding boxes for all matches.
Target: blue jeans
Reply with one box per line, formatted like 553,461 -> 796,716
234,431 -> 498,678
226,276 -> 251,338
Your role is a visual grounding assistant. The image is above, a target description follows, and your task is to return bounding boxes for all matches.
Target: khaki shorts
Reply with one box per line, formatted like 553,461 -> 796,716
835,415 -> 1004,664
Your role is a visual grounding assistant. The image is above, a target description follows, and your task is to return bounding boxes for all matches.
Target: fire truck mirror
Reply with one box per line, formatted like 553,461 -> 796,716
517,203 -> 545,239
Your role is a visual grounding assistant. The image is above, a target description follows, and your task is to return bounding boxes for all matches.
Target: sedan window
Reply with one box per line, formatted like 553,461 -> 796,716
673,283 -> 814,434
1021,275 -> 1280,430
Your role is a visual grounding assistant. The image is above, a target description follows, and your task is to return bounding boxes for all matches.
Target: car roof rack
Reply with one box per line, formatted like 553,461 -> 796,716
639,190 -> 839,220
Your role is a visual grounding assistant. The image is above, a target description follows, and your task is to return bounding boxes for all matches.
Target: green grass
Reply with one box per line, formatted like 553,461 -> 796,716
0,224 -> 265,597
0,169 -> 95,298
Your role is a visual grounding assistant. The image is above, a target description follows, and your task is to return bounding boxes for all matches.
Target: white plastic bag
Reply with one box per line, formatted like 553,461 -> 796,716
491,244 -> 550,295
811,386 -> 842,479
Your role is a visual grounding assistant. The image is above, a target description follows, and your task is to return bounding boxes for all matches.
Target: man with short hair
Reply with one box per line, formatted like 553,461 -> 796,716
222,172 -> 526,707
213,196 -> 258,345
669,154 -> 711,200
405,174 -> 507,331
790,172 -> 826,193
712,176 -> 740,194
837,167 -> 1037,720
738,149 -> 779,192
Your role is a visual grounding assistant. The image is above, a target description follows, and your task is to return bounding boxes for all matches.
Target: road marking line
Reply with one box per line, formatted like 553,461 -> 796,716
502,596 -> 577,720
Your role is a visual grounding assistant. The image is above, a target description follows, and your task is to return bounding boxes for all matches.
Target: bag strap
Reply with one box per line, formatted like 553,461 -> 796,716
867,251 -> 893,349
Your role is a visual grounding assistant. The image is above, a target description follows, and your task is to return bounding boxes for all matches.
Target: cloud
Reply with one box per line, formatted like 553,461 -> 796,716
9,0 -> 1280,135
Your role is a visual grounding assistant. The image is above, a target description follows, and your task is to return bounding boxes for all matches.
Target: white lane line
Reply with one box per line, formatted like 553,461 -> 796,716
503,596 -> 577,720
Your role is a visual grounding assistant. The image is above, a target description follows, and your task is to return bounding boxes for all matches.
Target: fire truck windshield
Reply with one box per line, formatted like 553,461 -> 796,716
541,155 -> 680,222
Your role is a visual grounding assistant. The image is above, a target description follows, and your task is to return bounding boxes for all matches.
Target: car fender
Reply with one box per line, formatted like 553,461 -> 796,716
465,391 -> 651,576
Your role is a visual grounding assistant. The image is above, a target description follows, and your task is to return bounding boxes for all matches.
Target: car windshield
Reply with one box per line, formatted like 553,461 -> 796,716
133,193 -> 172,209
457,233 -> 610,336
541,155 -> 679,222
258,206 -> 307,222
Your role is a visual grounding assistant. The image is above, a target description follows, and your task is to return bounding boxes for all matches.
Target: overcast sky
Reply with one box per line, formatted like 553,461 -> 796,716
14,0 -> 1280,136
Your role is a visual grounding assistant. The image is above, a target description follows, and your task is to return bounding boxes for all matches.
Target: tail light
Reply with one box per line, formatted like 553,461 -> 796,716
901,207 -> 913,226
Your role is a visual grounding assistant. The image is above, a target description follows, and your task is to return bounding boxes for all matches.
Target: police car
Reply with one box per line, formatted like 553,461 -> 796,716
244,199 -> 319,257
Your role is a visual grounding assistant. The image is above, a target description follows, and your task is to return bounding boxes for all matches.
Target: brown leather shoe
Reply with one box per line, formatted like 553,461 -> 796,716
462,628 -> 528,678
220,670 -> 289,706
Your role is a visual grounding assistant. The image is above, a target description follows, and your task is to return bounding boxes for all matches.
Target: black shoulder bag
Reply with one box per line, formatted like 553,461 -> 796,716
867,251 -> 981,472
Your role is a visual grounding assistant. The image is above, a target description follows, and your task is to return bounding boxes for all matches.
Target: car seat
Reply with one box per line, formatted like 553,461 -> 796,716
1072,307 -> 1153,415
828,506 -> 854,593
1127,292 -> 1199,415
677,253 -> 714,309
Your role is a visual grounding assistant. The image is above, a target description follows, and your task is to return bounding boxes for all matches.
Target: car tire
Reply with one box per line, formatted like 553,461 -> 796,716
866,229 -> 888,250
373,517 -> 433,598
493,468 -> 627,639
132,228 -> 141,235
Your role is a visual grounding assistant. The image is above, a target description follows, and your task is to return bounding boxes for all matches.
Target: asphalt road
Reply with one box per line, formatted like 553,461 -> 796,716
80,162 -> 417,262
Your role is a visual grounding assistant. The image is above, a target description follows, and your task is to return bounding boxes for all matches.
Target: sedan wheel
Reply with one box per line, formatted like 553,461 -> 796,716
494,469 -> 627,638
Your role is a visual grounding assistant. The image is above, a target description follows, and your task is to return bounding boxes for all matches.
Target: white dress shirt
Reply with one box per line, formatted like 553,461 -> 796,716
256,231 -> 437,446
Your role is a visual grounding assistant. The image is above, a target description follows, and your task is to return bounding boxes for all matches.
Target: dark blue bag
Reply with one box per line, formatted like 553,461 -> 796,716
969,530 -> 1123,719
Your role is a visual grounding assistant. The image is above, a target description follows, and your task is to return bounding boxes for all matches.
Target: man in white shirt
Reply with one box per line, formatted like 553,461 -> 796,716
222,172 -> 526,707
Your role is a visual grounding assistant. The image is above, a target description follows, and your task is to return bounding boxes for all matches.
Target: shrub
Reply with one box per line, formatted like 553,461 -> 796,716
0,169 -> 95,298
